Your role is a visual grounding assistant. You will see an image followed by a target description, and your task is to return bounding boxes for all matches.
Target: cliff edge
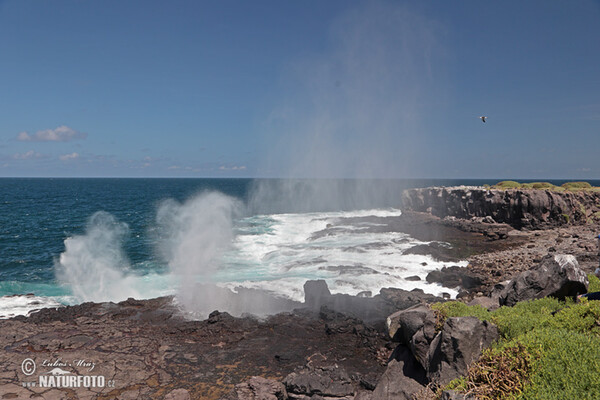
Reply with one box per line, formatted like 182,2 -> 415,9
402,186 -> 600,230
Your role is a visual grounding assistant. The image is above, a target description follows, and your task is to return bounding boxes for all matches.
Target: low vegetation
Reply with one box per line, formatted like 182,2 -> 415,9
431,274 -> 600,399
489,180 -> 600,192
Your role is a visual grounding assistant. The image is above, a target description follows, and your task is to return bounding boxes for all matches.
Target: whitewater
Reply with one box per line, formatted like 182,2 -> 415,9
0,178 -> 472,319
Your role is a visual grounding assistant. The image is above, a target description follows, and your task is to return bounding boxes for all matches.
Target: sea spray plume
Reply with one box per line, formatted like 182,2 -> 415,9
55,211 -> 140,303
253,3 -> 445,211
156,191 -> 242,314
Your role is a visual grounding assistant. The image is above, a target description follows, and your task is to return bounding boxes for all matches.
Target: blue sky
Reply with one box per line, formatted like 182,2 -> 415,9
1,1 -> 599,178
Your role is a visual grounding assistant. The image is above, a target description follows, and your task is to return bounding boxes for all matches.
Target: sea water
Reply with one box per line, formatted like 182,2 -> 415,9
0,177 -> 527,318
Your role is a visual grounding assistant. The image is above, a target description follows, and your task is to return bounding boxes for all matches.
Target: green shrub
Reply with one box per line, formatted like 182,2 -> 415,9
562,181 -> 592,190
588,273 -> 600,292
431,301 -> 491,331
438,298 -> 600,400
495,180 -> 522,189
547,300 -> 600,335
519,328 -> 600,399
460,343 -> 535,400
491,298 -> 565,340
529,182 -> 556,190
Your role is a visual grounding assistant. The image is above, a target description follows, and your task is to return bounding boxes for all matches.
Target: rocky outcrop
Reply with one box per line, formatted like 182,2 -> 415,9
427,317 -> 499,385
499,254 -> 589,306
426,266 -> 483,291
370,346 -> 430,400
304,280 -> 443,324
402,186 -> 600,229
384,304 -> 499,395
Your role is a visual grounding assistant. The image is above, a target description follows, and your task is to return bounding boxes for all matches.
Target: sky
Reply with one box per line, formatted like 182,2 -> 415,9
0,0 -> 599,179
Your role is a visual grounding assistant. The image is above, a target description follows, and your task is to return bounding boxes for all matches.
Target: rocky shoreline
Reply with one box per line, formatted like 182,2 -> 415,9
2,186 -> 599,399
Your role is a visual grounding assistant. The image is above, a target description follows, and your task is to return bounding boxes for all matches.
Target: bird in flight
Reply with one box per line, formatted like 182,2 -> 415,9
480,116 -> 487,123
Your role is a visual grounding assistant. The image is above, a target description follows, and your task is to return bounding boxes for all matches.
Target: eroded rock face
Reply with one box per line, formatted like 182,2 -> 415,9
427,317 -> 499,386
402,186 -> 600,230
499,254 -> 589,306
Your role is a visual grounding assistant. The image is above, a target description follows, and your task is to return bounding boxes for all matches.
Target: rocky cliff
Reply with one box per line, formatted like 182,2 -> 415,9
401,186 -> 600,230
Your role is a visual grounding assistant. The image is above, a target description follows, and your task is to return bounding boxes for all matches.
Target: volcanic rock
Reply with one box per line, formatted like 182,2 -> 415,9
283,364 -> 353,398
371,345 -> 430,400
402,186 -> 600,230
426,266 -> 483,290
427,317 -> 499,386
499,254 -> 589,306
222,377 -> 288,400
386,304 -> 435,345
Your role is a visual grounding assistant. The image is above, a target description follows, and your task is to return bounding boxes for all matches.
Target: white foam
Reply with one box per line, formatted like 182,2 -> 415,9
217,208 -> 462,301
0,295 -> 63,319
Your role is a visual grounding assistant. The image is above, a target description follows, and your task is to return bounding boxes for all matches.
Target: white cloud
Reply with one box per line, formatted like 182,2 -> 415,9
17,125 -> 87,142
13,150 -> 43,160
167,165 -> 181,170
219,165 -> 247,171
59,152 -> 80,161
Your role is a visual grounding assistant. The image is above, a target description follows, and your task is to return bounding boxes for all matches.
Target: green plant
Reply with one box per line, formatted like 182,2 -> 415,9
491,298 -> 565,340
518,328 -> 600,399
588,273 -> 600,292
562,181 -> 592,191
529,182 -> 556,190
547,299 -> 600,335
461,343 -> 534,400
495,180 -> 522,189
431,301 -> 491,331
438,298 -> 600,400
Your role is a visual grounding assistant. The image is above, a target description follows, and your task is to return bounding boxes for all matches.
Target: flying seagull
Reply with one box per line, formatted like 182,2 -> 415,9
480,116 -> 487,123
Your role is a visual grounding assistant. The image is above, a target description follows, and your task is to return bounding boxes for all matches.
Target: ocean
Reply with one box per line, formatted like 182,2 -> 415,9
0,178 -> 588,319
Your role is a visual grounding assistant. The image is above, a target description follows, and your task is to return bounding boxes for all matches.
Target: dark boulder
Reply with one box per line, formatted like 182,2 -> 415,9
304,280 -> 332,309
426,266 -> 483,290
404,242 -> 457,262
371,345 -> 430,400
499,254 -> 589,307
386,304 -> 435,343
427,317 -> 499,386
